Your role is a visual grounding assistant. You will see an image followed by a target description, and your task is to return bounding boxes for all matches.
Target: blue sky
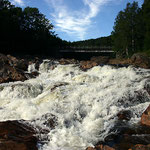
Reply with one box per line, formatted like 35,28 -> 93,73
10,0 -> 144,42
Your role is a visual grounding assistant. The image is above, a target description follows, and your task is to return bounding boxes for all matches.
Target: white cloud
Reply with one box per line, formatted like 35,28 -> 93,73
12,0 -> 25,6
45,0 -> 113,40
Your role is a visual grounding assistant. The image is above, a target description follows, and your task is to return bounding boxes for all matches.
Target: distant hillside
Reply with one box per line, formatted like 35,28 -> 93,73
70,36 -> 112,47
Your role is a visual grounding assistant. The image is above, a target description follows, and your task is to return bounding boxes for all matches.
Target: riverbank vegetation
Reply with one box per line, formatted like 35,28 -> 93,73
0,0 -> 67,56
70,36 -> 112,48
112,0 -> 150,58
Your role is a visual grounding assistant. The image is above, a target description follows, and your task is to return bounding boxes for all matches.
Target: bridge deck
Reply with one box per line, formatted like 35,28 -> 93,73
59,47 -> 114,53
60,50 -> 114,53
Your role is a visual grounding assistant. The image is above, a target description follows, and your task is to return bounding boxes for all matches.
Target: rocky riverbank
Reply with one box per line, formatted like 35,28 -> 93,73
0,53 -> 40,84
1,53 -> 150,84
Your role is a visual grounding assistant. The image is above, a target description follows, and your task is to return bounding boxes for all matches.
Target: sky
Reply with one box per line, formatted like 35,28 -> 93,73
10,0 -> 144,42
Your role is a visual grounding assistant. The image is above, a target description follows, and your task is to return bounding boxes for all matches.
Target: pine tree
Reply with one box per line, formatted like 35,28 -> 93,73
112,2 -> 142,57
143,0 -> 150,50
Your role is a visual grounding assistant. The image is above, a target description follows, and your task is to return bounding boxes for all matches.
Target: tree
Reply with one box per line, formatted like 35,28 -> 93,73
143,0 -> 150,50
0,0 -> 12,10
0,0 -> 65,56
112,2 -> 142,57
19,7 -> 55,54
21,7 -> 53,32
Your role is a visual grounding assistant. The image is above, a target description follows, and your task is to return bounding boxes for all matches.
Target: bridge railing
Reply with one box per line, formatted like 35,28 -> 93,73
59,46 -> 113,52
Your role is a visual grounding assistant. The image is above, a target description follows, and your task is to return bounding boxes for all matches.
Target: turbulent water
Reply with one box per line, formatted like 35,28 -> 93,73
0,60 -> 150,150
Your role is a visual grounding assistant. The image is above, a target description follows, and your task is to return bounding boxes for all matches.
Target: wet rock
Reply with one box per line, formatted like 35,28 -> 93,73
0,53 -> 41,84
0,141 -> 36,150
141,105 -> 150,126
80,61 -> 98,70
102,123 -> 150,150
0,65 -> 27,83
91,56 -> 110,64
15,59 -> 28,71
51,82 -> 69,92
108,58 -> 130,66
86,144 -> 115,150
31,113 -> 57,143
59,58 -> 78,65
40,113 -> 57,129
144,82 -> 150,96
130,53 -> 150,69
32,113 -> 57,134
117,110 -> 132,121
0,53 -> 9,65
30,71 -> 39,77
108,53 -> 150,69
0,54 -> 28,83
129,144 -> 150,150
0,120 -> 38,150
39,60 -> 59,73
28,59 -> 42,71
7,55 -> 28,71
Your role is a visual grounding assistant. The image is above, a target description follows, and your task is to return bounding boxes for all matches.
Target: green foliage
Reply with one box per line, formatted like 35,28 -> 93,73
0,0 -> 66,56
112,0 -> 150,58
22,7 -> 53,32
143,0 -> 150,50
111,2 -> 144,57
0,0 -> 12,9
70,36 -> 112,48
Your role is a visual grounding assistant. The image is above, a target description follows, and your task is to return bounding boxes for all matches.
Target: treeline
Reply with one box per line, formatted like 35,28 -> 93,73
112,0 -> 150,57
0,0 -> 67,56
70,36 -> 112,48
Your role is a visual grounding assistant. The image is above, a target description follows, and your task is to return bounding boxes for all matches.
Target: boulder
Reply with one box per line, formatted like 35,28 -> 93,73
91,56 -> 109,64
0,141 -> 36,150
7,55 -> 28,71
0,65 -> 27,83
0,53 -> 9,65
86,145 -> 115,150
36,113 -> 57,129
0,54 -> 28,84
131,53 -> 150,69
0,53 -> 42,84
80,61 -> 98,70
29,60 -> 41,71
0,120 -> 38,150
59,58 -> 78,65
144,82 -> 150,96
51,82 -> 69,92
108,58 -> 130,66
99,121 -> 150,150
117,110 -> 132,121
141,105 -> 150,126
128,144 -> 150,150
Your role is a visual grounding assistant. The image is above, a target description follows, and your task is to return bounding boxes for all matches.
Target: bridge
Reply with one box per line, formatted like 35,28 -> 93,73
59,46 -> 114,53
59,46 -> 115,59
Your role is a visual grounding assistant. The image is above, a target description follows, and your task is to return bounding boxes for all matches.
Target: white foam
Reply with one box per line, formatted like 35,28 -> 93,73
0,64 -> 150,150
28,63 -> 37,73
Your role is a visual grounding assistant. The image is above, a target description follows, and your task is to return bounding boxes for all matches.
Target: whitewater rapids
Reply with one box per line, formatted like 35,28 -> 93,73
0,61 -> 150,150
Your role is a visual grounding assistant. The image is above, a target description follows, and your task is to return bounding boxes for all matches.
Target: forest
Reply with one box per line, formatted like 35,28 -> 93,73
112,0 -> 150,57
70,36 -> 112,48
0,0 -> 67,56
0,0 -> 150,58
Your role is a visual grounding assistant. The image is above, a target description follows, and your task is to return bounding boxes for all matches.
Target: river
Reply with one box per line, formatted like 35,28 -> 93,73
0,60 -> 150,150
